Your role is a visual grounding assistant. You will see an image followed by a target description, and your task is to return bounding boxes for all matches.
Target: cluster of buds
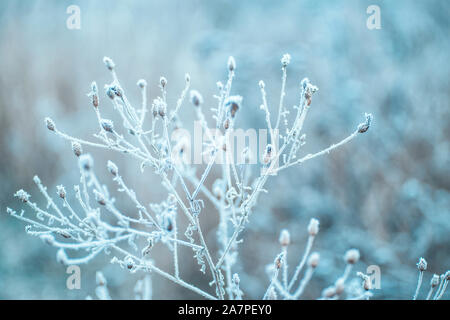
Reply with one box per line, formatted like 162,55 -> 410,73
152,97 -> 167,118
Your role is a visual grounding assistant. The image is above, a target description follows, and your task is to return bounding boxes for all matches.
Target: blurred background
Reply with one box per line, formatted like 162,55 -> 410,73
0,0 -> 448,299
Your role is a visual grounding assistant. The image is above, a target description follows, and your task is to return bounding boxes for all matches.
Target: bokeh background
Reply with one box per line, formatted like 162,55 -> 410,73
0,0 -> 448,299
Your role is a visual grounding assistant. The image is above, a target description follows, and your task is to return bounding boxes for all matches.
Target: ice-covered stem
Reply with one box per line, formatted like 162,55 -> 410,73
279,229 -> 290,289
426,274 -> 440,300
275,53 -> 290,131
292,252 -> 320,299
413,257 -> 427,300
263,252 -> 284,300
287,218 -> 319,291
435,271 -> 449,300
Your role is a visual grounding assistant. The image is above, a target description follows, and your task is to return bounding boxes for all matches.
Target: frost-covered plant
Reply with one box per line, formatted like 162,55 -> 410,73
8,55 -> 375,300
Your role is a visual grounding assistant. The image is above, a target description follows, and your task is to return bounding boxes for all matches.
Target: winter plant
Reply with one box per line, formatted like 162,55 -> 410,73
9,53 -> 418,300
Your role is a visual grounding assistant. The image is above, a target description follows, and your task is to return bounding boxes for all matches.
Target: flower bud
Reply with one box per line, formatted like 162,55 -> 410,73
137,79 -> 147,89
345,249 -> 360,264
279,229 -> 290,247
308,252 -> 320,268
72,141 -> 82,157
227,56 -> 236,71
79,154 -> 94,172
56,185 -> 66,199
190,90 -> 203,107
431,274 -> 440,288
281,53 -> 291,67
14,189 -> 30,203
307,218 -> 319,236
101,119 -> 114,133
417,257 -> 427,272
45,117 -> 55,131
103,56 -> 115,71
107,160 -> 118,176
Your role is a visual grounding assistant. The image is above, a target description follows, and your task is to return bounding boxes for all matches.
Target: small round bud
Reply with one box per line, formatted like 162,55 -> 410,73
307,218 -> 319,236
322,286 -> 336,298
14,189 -> 30,203
45,117 -> 55,131
103,57 -> 115,71
71,141 -> 82,157
190,90 -> 203,107
105,85 -> 116,100
417,257 -> 427,272
94,190 -> 106,206
137,79 -> 147,89
431,274 -> 440,288
227,56 -> 236,71
334,277 -> 345,295
185,73 -> 190,83
281,53 -> 291,67
308,252 -> 320,268
224,95 -> 242,118
56,185 -> 66,199
358,113 -> 373,133
101,119 -> 114,133
345,249 -> 360,264
90,82 -> 99,107
125,256 -> 135,270
107,160 -> 118,176
79,154 -> 94,172
159,76 -> 167,88
279,229 -> 290,247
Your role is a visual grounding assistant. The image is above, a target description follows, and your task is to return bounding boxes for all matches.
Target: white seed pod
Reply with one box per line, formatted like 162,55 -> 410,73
71,141 -> 82,157
345,249 -> 360,264
101,119 -> 114,133
227,56 -> 236,71
103,56 -> 115,71
190,90 -> 203,107
308,252 -> 320,268
56,185 -> 66,199
107,160 -> 118,176
307,218 -> 319,236
281,53 -> 291,67
417,257 -> 427,272
45,117 -> 55,131
279,229 -> 290,247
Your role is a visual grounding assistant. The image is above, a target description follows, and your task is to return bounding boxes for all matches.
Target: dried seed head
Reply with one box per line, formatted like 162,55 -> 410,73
79,154 -> 94,172
185,73 -> 190,83
307,218 -> 320,236
190,90 -> 203,107
101,119 -> 114,133
159,76 -> 167,88
137,79 -> 147,89
358,113 -> 373,133
105,85 -> 116,100
431,274 -> 440,288
107,160 -> 118,176
357,272 -> 372,291
281,53 -> 291,67
71,141 -> 82,157
14,189 -> 30,203
279,229 -> 290,247
45,117 -> 55,131
274,253 -> 284,270
417,257 -> 427,272
94,190 -> 106,206
103,56 -> 115,71
56,185 -> 66,199
227,56 -> 236,71
308,252 -> 320,268
345,249 -> 360,264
